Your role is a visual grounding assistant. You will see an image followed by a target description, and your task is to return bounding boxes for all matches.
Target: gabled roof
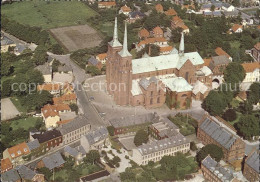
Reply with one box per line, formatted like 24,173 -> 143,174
121,5 -> 131,12
210,55 -> 231,68
231,24 -> 243,32
83,126 -> 108,145
215,47 -> 231,59
88,57 -> 100,66
1,35 -> 15,46
241,62 -> 260,73
192,80 -> 208,95
153,26 -> 163,34
41,104 -> 59,118
16,165 -> 37,181
165,8 -> 177,16
27,139 -> 40,151
245,150 -> 259,173
160,46 -> 173,53
161,77 -> 193,92
96,53 -> 107,60
1,169 -> 20,182
35,62 -> 52,75
53,93 -> 77,104
137,37 -> 167,47
139,77 -> 158,90
139,28 -> 150,38
155,4 -> 163,12
42,152 -> 65,170
203,58 -> 212,66
1,158 -> 12,173
7,142 -> 30,159
98,1 -> 116,6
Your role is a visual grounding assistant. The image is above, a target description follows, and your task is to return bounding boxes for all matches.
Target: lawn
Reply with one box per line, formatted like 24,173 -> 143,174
1,1 -> 98,29
10,97 -> 27,113
10,116 -> 42,130
230,41 -> 241,49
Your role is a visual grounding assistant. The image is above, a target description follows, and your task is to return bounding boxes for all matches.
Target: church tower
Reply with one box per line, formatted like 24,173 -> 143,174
106,17 -> 122,95
114,22 -> 133,106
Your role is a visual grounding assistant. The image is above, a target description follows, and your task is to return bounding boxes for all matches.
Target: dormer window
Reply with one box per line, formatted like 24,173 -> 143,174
17,150 -> 21,155
11,153 -> 15,158
24,148 -> 28,152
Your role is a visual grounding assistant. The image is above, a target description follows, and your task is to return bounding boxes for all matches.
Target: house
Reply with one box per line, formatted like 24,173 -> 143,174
192,80 -> 210,100
200,2 -> 222,12
57,115 -> 91,145
79,170 -> 110,182
53,93 -> 77,105
53,64 -> 73,84
136,37 -> 168,51
197,115 -> 245,163
88,57 -> 103,70
182,4 -> 195,10
132,133 -> 190,165
138,28 -> 150,40
165,8 -> 177,16
15,165 -> 44,182
31,129 -> 62,154
1,169 -> 21,182
203,58 -> 212,67
14,44 -> 27,55
96,53 -> 107,65
241,62 -> 260,83
201,155 -> 237,182
221,3 -> 235,12
151,26 -> 164,38
62,83 -> 74,95
155,4 -> 164,13
251,42 -> 260,62
41,104 -> 60,128
243,150 -> 259,182
26,139 -> 40,157
37,152 -> 65,170
171,16 -> 190,33
203,11 -> 222,17
128,11 -> 145,23
215,47 -> 232,61
98,1 -> 116,9
209,55 -> 231,75
35,63 -> 52,83
80,127 -> 109,153
119,5 -> 131,15
37,83 -> 61,96
109,113 -> 160,135
160,46 -> 173,55
63,146 -> 86,165
1,158 -> 13,173
1,35 -> 16,53
242,18 -> 254,26
3,142 -> 30,166
228,24 -> 243,34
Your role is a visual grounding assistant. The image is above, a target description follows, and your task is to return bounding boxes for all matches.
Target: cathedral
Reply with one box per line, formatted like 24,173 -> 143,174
106,17 -> 212,109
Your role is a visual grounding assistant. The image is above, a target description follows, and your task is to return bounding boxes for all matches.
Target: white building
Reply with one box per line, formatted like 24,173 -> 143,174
241,62 -> 260,83
132,133 -> 190,165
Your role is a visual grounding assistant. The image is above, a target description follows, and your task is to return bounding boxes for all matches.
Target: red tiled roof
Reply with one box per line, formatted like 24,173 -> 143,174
241,62 -> 260,73
165,8 -> 177,16
53,93 -> 77,104
7,142 -> 30,159
182,4 -> 195,10
121,5 -> 131,12
137,37 -> 167,47
139,28 -> 150,38
172,16 -> 183,23
98,1 -> 116,6
155,4 -> 163,12
37,84 -> 61,91
180,24 -> 189,30
96,53 -> 107,61
153,26 -> 163,35
1,158 -> 13,172
203,58 -> 212,67
41,104 -> 59,118
160,46 -> 173,52
215,47 -> 231,58
231,24 -> 243,32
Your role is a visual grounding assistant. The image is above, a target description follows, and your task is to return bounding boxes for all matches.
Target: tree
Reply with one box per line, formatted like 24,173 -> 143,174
86,65 -> 102,76
222,109 -> 237,121
1,79 -> 12,97
107,126 -> 115,136
85,150 -> 100,164
38,167 -> 52,180
190,141 -> 198,151
33,45 -> 48,65
224,62 -> 245,91
196,144 -> 223,163
120,169 -> 136,181
134,129 -> 149,147
52,59 -> 61,72
236,114 -> 259,139
232,0 -> 240,7
247,82 -> 260,105
50,44 -> 64,55
210,5 -> 215,12
69,103 -> 78,114
202,91 -> 228,116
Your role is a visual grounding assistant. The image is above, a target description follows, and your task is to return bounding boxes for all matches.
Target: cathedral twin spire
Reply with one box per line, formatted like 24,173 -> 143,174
111,17 -> 131,57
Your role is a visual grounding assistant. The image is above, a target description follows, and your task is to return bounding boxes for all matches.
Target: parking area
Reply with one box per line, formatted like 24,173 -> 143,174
1,98 -> 20,121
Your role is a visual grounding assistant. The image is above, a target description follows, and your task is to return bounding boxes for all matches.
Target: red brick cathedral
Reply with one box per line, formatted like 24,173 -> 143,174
106,18 -> 212,109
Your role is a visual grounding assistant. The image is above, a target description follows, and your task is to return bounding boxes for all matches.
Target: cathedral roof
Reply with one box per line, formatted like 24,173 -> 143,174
161,77 -> 193,92
132,52 -> 204,74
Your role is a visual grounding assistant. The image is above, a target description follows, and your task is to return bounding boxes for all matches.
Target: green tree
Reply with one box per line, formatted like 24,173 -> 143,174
50,44 -> 64,55
236,114 -> 259,139
84,150 -> 100,165
1,79 -> 12,97
190,141 -> 198,151
196,144 -> 224,163
69,103 -> 78,114
120,168 -> 136,181
37,167 -> 52,180
86,65 -> 102,76
134,129 -> 149,147
107,126 -> 115,136
247,82 -> 260,105
52,59 -> 61,72
33,45 -> 48,65
210,5 -> 215,12
222,109 -> 237,121
202,91 -> 228,116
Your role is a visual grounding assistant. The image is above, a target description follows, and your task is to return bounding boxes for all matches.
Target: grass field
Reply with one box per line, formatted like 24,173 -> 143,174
1,1 -> 98,29
10,116 -> 42,130
10,97 -> 27,113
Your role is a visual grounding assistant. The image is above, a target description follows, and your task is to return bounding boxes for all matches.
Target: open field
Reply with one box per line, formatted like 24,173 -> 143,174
1,1 -> 98,29
50,25 -> 103,52
10,117 -> 42,131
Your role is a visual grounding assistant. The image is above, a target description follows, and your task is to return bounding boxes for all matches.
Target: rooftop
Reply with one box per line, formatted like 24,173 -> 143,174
26,139 -> 40,151
35,62 -> 52,75
7,142 -> 30,159
1,169 -> 20,182
245,150 -> 259,173
31,129 -> 62,144
80,170 -> 110,182
42,152 -> 65,170
1,35 -> 15,46
1,158 -> 12,173
83,126 -> 108,145
16,165 -> 38,181
241,62 -> 260,73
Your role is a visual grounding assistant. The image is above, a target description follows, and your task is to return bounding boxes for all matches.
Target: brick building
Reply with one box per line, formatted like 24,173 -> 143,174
106,18 -> 211,109
197,116 -> 245,163
30,129 -> 62,154
243,150 -> 259,182
251,42 -> 260,62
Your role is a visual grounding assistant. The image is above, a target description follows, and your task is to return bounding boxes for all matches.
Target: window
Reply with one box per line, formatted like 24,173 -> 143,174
151,91 -> 153,96
157,97 -> 160,103
150,98 -> 153,105
17,150 -> 21,155
11,153 -> 15,158
24,148 -> 28,152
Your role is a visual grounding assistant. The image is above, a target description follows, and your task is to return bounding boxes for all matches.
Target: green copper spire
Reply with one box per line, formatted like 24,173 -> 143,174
119,21 -> 132,57
110,17 -> 122,47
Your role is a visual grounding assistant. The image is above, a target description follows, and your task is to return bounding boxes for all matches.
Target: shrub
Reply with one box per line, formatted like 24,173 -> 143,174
222,109 -> 237,121
190,141 -> 197,151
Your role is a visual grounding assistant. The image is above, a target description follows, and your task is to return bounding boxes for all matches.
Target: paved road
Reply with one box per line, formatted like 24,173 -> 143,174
47,53 -> 106,128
